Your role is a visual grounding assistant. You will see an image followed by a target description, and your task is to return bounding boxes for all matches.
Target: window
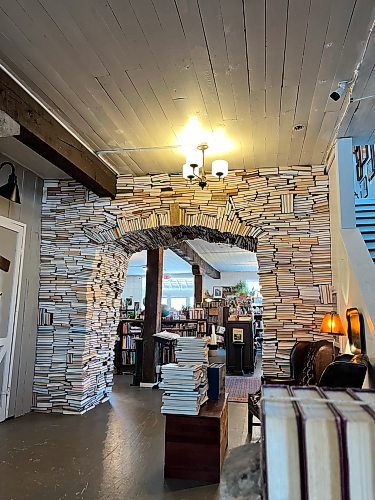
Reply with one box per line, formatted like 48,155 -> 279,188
170,297 -> 186,311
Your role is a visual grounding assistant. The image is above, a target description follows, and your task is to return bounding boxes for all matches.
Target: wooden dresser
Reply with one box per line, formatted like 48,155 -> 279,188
164,393 -> 228,483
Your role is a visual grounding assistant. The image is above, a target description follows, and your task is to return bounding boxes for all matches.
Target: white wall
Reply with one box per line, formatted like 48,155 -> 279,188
0,156 -> 43,417
122,275 -> 144,305
329,138 -> 375,387
203,271 -> 260,295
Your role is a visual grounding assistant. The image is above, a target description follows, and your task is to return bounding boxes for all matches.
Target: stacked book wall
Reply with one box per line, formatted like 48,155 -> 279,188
35,165 -> 333,413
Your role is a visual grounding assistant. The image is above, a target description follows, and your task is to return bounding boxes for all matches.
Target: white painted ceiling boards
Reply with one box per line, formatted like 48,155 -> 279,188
0,0 -> 374,177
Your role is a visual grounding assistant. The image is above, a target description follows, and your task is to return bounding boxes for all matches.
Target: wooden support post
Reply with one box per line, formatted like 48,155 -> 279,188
142,248 -> 163,384
192,265 -> 203,306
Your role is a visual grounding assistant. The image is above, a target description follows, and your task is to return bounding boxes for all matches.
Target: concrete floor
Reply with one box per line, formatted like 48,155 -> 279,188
0,376 -> 251,500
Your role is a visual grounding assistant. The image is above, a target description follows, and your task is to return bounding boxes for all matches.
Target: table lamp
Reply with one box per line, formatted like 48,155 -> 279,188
320,311 -> 346,359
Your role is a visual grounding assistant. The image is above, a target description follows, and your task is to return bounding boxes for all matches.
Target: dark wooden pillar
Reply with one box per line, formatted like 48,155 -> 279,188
192,265 -> 203,306
142,248 -> 164,383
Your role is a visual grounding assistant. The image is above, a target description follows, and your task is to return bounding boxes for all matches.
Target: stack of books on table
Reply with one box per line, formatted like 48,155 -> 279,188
160,363 -> 208,416
175,336 -> 210,364
262,385 -> 375,500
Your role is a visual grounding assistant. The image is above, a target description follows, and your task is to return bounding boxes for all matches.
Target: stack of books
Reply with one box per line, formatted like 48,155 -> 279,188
175,336 -> 210,365
262,386 -> 375,500
160,363 -> 208,416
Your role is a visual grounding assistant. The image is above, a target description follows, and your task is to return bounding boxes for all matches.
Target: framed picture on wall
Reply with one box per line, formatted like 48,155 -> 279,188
368,144 -> 375,181
125,297 -> 133,307
213,286 -> 223,299
354,146 -> 363,181
232,328 -> 243,342
359,176 -> 368,198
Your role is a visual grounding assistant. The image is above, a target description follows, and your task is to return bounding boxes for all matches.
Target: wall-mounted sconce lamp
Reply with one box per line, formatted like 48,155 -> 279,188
0,161 -> 21,204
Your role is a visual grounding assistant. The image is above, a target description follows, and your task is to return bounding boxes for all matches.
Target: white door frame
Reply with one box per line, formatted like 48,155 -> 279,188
0,216 -> 26,421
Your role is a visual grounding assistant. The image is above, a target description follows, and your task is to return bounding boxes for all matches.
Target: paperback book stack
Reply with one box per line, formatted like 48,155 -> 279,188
160,336 -> 210,416
160,363 -> 208,416
175,336 -> 210,365
262,385 -> 375,500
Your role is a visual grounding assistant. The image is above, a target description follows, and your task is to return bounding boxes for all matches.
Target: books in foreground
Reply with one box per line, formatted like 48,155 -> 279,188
262,385 -> 375,500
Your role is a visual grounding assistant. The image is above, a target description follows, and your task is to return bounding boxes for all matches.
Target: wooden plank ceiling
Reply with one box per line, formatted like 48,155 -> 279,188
339,25 -> 375,145
0,0 -> 374,176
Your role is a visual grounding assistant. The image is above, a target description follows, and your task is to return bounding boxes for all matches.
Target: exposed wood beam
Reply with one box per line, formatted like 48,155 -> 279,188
193,267 -> 203,306
0,69 -> 116,198
0,110 -> 19,137
142,248 -> 163,384
171,242 -> 220,279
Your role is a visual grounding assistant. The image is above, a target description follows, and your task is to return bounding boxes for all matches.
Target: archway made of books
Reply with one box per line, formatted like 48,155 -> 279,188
33,166 -> 333,414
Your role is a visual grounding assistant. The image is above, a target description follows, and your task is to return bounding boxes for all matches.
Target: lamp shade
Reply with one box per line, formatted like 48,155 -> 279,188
185,149 -> 203,168
0,162 -> 21,204
182,163 -> 196,180
212,159 -> 228,178
320,311 -> 346,336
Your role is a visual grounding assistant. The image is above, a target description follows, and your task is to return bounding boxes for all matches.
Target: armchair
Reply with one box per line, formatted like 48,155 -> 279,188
247,342 -> 369,439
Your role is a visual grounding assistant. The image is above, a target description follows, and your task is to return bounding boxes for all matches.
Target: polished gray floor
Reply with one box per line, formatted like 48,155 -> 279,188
0,376 -> 250,500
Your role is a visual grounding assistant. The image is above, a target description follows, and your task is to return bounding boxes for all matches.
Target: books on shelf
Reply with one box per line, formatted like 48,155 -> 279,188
262,386 -> 375,500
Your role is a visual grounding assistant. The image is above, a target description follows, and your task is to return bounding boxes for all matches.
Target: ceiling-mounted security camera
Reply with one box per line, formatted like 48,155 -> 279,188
330,81 -> 349,101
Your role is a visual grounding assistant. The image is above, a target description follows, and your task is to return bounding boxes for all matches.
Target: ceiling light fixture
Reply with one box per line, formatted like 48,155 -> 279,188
0,161 -> 21,204
182,143 -> 228,189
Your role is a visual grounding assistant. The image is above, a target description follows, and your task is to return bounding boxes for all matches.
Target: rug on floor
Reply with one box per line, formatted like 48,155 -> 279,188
225,376 -> 262,403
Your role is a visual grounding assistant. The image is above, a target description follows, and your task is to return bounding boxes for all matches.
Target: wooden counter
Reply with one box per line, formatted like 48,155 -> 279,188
164,394 -> 228,483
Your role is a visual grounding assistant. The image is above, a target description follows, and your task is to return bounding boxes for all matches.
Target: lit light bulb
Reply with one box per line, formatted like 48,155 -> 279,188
212,159 -> 229,178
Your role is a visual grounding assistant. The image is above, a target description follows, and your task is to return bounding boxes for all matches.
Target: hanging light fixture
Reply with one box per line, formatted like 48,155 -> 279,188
0,161 -> 21,204
182,143 -> 229,189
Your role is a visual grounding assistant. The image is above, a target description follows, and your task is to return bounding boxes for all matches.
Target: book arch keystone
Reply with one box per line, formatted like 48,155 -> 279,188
34,166 -> 334,414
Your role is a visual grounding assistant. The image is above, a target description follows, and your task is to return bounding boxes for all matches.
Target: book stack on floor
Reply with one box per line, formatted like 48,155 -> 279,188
160,337 -> 210,416
262,385 -> 375,500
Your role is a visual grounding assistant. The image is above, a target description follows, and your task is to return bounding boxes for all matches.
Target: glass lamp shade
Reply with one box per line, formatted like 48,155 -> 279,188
182,163 -> 196,180
320,311 -> 346,336
185,149 -> 203,168
212,159 -> 228,178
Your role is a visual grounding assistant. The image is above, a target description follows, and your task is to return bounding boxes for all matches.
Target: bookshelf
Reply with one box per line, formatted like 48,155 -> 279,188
115,317 -> 209,376
161,318 -> 208,337
116,319 -> 144,374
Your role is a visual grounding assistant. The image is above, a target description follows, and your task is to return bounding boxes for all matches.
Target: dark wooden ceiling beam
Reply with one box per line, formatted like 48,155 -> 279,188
171,242 -> 220,279
0,69 -> 116,198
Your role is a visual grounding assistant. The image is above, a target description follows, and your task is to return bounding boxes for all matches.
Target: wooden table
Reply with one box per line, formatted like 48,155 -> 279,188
164,394 -> 228,483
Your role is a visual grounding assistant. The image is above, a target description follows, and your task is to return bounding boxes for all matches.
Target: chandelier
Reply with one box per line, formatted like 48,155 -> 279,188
182,143 -> 228,189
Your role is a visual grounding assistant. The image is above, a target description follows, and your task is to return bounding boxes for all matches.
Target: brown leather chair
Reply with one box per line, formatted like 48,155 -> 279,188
248,341 -> 370,439
264,340 -> 333,386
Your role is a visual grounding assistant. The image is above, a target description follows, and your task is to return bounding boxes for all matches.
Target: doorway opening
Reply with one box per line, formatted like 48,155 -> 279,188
114,237 -> 262,401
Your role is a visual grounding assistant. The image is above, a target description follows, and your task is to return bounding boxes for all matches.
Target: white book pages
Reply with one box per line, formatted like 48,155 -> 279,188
263,386 -> 301,500
293,388 -> 342,500
325,390 -> 375,500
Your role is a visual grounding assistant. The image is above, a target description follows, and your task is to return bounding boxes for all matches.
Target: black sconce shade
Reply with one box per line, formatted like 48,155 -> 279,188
0,161 -> 21,204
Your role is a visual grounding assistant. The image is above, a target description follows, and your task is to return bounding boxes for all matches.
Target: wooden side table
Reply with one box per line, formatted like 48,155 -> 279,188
164,394 -> 228,483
